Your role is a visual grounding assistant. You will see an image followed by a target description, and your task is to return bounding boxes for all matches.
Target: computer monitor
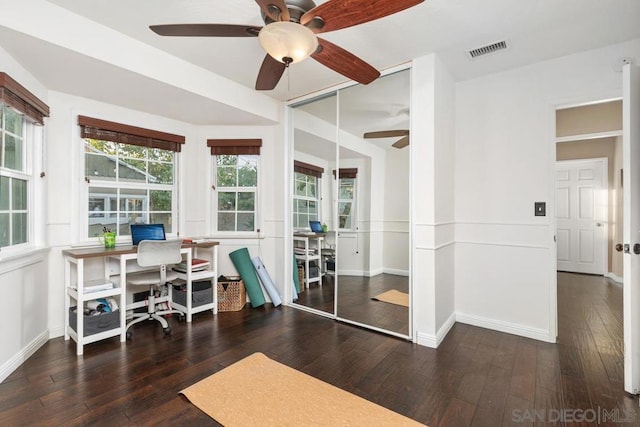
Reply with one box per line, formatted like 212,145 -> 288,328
130,223 -> 166,246
309,220 -> 323,233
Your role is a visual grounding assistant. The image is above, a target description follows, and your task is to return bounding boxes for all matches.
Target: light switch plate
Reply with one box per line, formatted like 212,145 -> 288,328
535,202 -> 546,216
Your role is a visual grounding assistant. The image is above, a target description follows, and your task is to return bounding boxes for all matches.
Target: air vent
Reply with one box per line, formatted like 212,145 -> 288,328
467,40 -> 507,59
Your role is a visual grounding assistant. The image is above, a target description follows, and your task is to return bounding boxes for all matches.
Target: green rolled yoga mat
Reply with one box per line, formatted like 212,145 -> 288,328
229,248 -> 266,308
293,254 -> 301,293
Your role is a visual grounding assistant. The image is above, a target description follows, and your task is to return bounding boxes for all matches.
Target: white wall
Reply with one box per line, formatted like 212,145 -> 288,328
193,124 -> 283,302
0,46 -> 50,382
411,53 -> 456,347
454,38 -> 640,342
383,146 -> 410,275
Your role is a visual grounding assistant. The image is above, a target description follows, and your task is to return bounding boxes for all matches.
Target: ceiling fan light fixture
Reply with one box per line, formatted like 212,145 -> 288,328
258,21 -> 318,64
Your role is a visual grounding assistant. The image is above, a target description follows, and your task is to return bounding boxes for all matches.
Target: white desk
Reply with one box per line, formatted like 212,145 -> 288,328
62,241 -> 218,355
294,232 -> 324,288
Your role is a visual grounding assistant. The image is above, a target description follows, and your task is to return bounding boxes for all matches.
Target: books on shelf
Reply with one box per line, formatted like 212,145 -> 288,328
75,279 -> 114,293
172,258 -> 210,273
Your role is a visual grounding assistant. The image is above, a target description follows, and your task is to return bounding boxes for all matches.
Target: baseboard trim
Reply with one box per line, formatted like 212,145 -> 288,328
415,312 -> 457,348
49,326 -> 65,339
0,330 -> 49,383
382,268 -> 409,277
456,312 -> 554,343
416,331 -> 438,348
436,313 -> 456,346
604,272 -> 623,284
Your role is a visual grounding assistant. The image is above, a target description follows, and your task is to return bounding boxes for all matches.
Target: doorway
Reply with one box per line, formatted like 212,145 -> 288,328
555,100 -> 623,281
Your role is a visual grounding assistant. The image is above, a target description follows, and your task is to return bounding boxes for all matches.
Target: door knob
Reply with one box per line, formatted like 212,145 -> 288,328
635,243 -> 640,255
616,243 -> 624,252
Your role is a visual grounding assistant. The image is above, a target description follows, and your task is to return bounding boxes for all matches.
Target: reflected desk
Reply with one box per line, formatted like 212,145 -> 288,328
62,241 -> 218,355
294,232 -> 324,288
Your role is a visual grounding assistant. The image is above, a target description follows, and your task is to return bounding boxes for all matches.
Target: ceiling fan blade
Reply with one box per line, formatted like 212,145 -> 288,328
301,0 -> 424,34
311,38 -> 380,85
364,130 -> 410,139
255,54 -> 286,90
392,136 -> 410,149
150,24 -> 261,37
255,0 -> 290,22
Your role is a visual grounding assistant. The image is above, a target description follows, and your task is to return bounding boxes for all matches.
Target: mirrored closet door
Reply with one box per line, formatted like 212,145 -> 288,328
290,68 -> 411,337
291,93 -> 337,316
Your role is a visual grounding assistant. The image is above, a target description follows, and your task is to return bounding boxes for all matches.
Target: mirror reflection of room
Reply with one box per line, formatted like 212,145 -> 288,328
335,69 -> 410,336
290,69 -> 411,336
292,93 -> 337,315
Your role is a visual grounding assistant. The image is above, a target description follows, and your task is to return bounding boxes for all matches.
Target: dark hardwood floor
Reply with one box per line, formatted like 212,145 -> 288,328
337,274 -> 409,335
295,273 -> 409,335
1,272 -> 637,426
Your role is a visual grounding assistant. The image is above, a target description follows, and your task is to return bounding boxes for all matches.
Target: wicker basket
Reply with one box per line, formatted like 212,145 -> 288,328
217,277 -> 246,312
297,266 -> 305,293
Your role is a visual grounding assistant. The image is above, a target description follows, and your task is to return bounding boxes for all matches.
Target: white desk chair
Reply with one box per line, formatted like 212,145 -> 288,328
125,239 -> 184,338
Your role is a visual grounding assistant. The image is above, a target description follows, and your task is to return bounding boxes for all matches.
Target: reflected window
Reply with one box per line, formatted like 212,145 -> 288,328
293,171 -> 320,228
84,138 -> 175,238
335,169 -> 357,230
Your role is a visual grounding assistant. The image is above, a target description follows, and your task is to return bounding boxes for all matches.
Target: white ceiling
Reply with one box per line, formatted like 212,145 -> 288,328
1,0 -> 639,126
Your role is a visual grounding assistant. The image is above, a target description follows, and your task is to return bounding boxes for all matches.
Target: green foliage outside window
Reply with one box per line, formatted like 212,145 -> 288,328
215,155 -> 258,232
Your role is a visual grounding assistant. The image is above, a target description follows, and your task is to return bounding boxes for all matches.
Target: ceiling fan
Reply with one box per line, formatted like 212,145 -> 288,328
364,129 -> 410,149
149,0 -> 425,91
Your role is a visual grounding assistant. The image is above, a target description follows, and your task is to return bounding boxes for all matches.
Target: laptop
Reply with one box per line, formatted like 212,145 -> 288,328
309,220 -> 324,233
130,223 -> 166,246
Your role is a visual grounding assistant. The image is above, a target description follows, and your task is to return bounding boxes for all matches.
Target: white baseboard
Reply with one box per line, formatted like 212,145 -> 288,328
49,326 -> 65,339
337,269 -> 365,276
415,312 -> 456,348
456,312 -> 554,343
382,268 -> 409,277
337,268 -> 409,277
436,313 -> 456,345
367,268 -> 384,277
604,272 -> 623,284
415,331 -> 438,348
0,330 -> 49,383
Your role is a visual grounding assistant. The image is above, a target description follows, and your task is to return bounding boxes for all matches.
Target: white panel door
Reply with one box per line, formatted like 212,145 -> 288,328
556,158 -> 607,275
623,63 -> 640,394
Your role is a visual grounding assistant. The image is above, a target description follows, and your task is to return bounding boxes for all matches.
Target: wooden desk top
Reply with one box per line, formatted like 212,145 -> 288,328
62,241 -> 219,259
293,232 -> 325,238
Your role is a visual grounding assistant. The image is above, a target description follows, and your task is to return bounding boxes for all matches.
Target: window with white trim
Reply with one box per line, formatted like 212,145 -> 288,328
214,154 -> 258,232
293,160 -> 323,229
208,138 -> 262,234
0,105 -> 28,247
293,172 -> 320,229
80,116 -> 184,240
335,168 -> 357,230
0,73 -> 49,250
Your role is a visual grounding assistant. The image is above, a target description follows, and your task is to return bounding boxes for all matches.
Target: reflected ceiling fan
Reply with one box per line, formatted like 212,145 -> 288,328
364,129 -> 410,149
149,0 -> 424,90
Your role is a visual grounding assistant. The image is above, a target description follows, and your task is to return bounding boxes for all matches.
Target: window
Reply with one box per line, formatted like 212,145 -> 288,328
293,160 -> 323,229
208,139 -> 262,233
335,168 -> 357,230
0,105 -> 28,247
293,172 -> 319,228
214,155 -> 258,232
79,116 -> 184,240
0,73 -> 49,250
